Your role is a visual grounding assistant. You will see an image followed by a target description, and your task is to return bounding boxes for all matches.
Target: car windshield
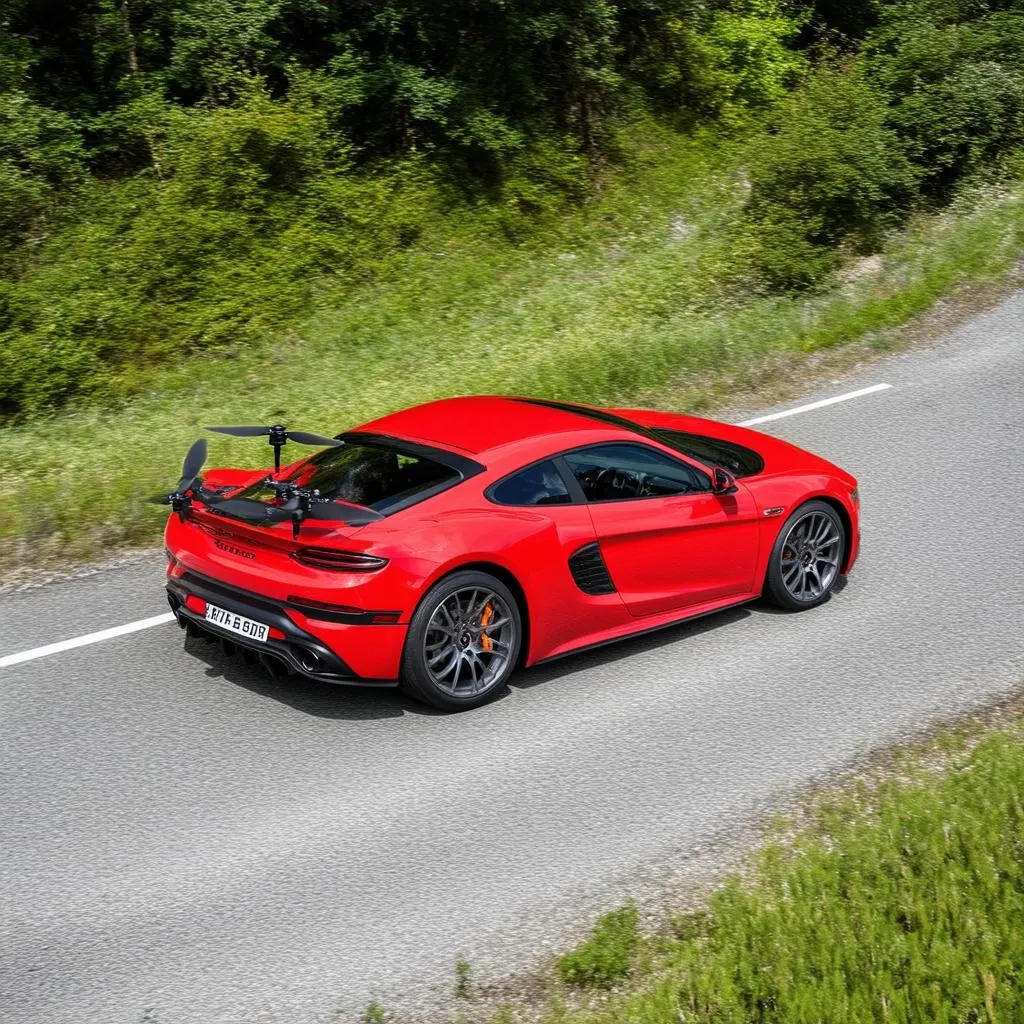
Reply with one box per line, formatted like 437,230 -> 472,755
235,439 -> 459,513
649,428 -> 764,477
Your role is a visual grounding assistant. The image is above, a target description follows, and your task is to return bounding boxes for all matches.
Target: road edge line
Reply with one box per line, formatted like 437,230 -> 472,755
0,613 -> 177,669
737,383 -> 892,427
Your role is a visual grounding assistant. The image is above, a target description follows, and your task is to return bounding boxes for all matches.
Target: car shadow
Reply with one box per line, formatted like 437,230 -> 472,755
510,603 -> 753,692
741,573 -> 847,615
181,588 -> 836,720
183,632 -> 432,720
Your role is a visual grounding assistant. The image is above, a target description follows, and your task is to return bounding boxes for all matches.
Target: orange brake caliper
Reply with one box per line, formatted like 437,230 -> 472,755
479,602 -> 495,652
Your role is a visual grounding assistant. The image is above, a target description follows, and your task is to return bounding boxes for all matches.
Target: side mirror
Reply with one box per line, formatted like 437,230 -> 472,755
711,467 -> 737,495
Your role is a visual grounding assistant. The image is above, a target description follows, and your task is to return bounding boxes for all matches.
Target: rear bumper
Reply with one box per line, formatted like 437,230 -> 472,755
166,571 -> 403,686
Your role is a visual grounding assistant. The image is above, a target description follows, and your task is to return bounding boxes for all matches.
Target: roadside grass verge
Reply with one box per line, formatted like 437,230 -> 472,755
556,904 -> 640,989
1,129 -> 1023,571
433,704 -> 1024,1024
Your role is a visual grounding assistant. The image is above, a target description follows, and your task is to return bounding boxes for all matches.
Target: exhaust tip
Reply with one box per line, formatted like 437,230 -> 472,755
297,648 -> 321,674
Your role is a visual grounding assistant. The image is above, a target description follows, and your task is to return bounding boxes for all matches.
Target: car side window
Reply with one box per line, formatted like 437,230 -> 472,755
490,459 -> 572,506
563,443 -> 711,502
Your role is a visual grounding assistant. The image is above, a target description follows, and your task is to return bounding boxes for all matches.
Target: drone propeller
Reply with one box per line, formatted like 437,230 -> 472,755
205,424 -> 342,474
146,438 -> 208,521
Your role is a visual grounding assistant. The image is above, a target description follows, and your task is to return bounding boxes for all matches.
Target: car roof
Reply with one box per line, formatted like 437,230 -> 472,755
352,396 -> 635,456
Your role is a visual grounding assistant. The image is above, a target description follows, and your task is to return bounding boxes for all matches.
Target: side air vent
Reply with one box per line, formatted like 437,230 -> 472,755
568,543 -> 617,595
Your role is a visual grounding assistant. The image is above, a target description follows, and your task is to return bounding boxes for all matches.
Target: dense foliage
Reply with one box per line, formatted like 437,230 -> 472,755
745,1 -> 1024,286
0,0 -> 1022,420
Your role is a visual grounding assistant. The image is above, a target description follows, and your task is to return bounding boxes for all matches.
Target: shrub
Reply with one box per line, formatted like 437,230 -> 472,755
866,9 -> 1024,195
557,903 -> 640,988
744,68 -> 918,289
361,1002 -> 387,1024
0,91 -> 84,260
0,89 -> 442,419
636,0 -> 809,127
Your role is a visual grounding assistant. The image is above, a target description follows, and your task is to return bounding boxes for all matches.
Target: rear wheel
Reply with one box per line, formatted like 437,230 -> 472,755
764,500 -> 845,610
399,570 -> 522,711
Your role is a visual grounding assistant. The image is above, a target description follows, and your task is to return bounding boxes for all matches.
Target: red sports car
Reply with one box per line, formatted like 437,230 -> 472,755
159,396 -> 860,710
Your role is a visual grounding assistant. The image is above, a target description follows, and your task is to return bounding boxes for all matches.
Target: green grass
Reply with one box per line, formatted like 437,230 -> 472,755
361,1002 -> 387,1024
557,904 -> 640,989
456,958 -> 475,999
1,120 -> 1023,570
493,714 -> 1024,1024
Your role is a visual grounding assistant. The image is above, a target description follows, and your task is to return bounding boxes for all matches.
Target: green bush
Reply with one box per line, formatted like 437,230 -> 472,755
744,69 -> 918,289
867,9 -> 1024,194
0,91 -> 84,260
741,4 -> 1024,291
636,0 -> 809,127
488,133 -> 592,238
557,903 -> 640,988
0,89 -> 442,419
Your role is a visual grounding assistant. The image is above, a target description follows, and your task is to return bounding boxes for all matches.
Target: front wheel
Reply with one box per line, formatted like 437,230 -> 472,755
399,570 -> 522,711
764,500 -> 845,611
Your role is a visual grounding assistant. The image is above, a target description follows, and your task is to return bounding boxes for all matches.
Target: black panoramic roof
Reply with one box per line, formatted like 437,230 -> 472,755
511,398 -> 661,440
512,398 -> 764,477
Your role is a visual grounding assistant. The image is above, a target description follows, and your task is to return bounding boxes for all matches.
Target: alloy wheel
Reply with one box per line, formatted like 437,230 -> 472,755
423,587 -> 516,697
780,510 -> 842,602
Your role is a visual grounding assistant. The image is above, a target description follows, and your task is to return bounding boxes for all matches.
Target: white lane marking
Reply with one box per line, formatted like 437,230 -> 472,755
737,383 -> 891,427
0,613 -> 176,669
2,381 -> 892,670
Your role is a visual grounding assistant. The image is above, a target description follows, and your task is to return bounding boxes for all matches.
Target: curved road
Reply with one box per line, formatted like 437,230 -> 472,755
2,294 -> 1023,1023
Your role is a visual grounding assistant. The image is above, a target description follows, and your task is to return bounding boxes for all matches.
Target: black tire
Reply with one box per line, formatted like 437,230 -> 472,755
399,570 -> 523,711
763,499 -> 846,611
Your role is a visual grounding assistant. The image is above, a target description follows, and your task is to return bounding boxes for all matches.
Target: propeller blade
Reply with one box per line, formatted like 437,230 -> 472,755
287,431 -> 343,447
177,438 -> 208,491
146,494 -> 173,506
206,425 -> 271,437
304,502 -> 384,524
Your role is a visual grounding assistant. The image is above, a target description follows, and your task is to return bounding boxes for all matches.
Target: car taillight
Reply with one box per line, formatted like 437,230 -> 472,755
286,595 -> 400,625
292,548 -> 389,571
184,595 -> 207,615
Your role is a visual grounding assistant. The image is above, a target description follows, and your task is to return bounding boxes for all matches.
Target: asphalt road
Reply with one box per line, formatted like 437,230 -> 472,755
2,294 -> 1023,1024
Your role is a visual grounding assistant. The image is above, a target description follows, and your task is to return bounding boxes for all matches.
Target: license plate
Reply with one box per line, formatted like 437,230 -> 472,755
205,603 -> 270,643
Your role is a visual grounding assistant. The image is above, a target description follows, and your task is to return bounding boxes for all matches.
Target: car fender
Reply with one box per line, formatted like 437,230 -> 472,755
401,505 -> 618,664
743,474 -> 859,582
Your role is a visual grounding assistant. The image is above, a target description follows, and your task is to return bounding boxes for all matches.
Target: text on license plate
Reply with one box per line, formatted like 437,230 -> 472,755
205,603 -> 270,643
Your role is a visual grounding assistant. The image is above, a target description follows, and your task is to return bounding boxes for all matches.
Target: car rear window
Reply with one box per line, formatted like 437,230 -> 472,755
236,440 -> 459,513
